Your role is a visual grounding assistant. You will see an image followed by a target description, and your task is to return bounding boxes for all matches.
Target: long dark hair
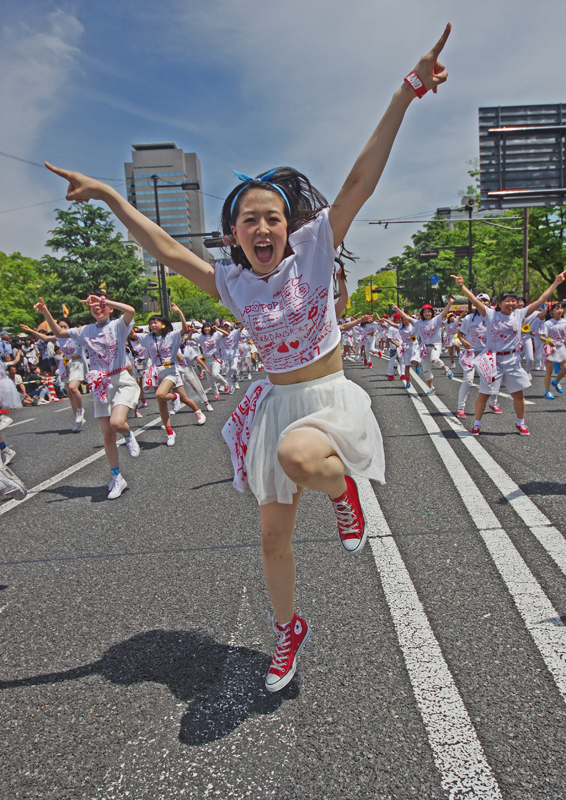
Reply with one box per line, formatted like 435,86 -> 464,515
220,167 -> 355,271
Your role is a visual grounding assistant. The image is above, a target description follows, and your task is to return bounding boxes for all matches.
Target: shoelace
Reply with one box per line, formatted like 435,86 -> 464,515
332,498 -> 361,537
268,614 -> 292,672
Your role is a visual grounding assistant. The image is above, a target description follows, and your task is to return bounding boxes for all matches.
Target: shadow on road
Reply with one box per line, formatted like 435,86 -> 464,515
517,480 -> 566,497
0,629 -> 298,745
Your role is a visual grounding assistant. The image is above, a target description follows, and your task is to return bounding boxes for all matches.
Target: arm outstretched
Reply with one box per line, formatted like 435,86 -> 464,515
328,23 -> 450,247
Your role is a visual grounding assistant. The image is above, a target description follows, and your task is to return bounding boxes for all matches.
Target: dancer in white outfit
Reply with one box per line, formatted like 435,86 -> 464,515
195,322 -> 229,399
21,321 -> 87,432
456,295 -> 501,418
393,298 -> 454,394
452,275 -> 566,436
34,295 -> 141,498
540,303 -> 566,399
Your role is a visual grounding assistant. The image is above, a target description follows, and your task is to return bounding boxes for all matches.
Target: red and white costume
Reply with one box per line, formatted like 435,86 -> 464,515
137,329 -> 183,391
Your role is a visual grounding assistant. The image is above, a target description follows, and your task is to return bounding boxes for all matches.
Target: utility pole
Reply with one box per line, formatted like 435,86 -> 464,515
151,175 -> 169,317
523,208 -> 529,302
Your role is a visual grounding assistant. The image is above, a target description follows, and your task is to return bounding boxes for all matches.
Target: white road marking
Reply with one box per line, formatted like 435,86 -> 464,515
5,418 -> 36,428
410,369 -> 566,579
54,404 -> 72,413
407,388 -> 566,704
358,478 -> 503,799
0,416 -> 163,517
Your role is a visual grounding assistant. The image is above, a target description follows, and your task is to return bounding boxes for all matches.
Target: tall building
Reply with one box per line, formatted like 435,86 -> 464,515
124,142 -> 208,277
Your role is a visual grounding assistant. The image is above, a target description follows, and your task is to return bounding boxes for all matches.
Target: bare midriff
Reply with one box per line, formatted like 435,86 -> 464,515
267,343 -> 343,386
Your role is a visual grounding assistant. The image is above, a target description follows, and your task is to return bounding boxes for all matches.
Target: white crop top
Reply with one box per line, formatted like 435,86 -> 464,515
214,209 -> 339,373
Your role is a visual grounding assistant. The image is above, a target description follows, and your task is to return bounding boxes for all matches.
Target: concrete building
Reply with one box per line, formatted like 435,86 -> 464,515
124,142 -> 208,277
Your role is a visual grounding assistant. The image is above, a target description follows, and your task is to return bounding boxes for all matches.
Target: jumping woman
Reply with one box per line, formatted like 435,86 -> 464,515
43,23 -> 451,690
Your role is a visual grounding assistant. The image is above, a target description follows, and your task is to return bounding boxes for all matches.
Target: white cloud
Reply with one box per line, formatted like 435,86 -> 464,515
0,9 -> 83,257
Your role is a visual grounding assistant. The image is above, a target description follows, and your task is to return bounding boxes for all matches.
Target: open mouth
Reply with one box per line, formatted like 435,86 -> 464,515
254,242 -> 273,264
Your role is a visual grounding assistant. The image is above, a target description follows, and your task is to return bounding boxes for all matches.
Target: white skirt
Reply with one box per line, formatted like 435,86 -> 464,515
180,365 -> 208,403
546,343 -> 566,363
0,376 -> 22,411
93,371 -> 140,418
246,370 -> 385,505
65,359 -> 85,383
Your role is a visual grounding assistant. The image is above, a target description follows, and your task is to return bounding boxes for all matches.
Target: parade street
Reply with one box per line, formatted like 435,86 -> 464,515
1,358 -> 566,800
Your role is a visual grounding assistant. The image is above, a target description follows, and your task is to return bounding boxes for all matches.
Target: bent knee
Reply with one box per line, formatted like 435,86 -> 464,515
277,440 -> 310,480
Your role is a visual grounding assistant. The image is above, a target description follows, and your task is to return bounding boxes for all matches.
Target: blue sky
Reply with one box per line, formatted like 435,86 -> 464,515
1,0 -> 565,285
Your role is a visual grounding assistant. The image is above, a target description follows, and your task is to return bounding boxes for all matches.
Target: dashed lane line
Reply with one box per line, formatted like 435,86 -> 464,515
4,418 -> 36,428
410,369 -> 566,579
0,416 -> 163,517
357,479 -> 503,800
407,388 -> 566,705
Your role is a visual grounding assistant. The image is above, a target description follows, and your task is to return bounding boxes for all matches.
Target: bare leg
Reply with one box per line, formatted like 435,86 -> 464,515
99,416 -> 119,468
176,386 -> 199,412
66,379 -> 82,415
511,390 -> 526,419
544,361 -> 553,391
260,490 -> 302,624
277,429 -> 347,499
474,392 -> 490,421
155,378 -> 175,428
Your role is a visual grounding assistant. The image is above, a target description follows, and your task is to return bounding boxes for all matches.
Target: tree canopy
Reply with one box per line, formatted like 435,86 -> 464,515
40,203 -> 147,324
165,273 -> 236,323
0,251 -> 51,330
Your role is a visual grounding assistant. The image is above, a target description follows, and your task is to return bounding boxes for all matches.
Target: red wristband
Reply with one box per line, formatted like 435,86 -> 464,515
404,70 -> 427,99
100,295 -> 106,310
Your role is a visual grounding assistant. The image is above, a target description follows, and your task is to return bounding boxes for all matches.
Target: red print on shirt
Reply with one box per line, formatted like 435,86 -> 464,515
241,274 -> 333,370
84,331 -> 119,371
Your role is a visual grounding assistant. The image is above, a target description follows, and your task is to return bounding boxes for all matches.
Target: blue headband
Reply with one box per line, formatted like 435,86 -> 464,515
229,169 -> 291,216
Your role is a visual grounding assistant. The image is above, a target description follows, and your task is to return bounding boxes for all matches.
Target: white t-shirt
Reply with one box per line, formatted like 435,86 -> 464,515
483,307 -> 529,353
458,312 -> 487,352
195,331 -> 224,358
398,321 -> 417,345
68,316 -> 133,373
137,330 -> 182,369
57,337 -> 81,359
214,209 -> 339,373
413,314 -> 444,345
219,328 -> 243,359
386,323 -> 402,346
541,318 -> 566,345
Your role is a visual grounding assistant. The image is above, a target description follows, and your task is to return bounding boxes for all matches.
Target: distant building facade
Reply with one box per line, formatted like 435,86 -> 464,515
124,142 -> 208,277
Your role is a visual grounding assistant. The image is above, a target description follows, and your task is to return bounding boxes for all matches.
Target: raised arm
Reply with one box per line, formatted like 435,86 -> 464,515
526,272 -> 565,317
33,298 -> 70,337
339,314 -> 371,332
328,24 -> 450,247
391,304 -> 414,325
82,295 -> 136,327
450,276 -> 487,317
20,324 -> 55,343
170,303 -> 188,336
440,295 -> 455,320
44,164 -> 219,298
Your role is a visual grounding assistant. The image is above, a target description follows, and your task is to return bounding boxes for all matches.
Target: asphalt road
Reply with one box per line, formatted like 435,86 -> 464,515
1,357 -> 565,800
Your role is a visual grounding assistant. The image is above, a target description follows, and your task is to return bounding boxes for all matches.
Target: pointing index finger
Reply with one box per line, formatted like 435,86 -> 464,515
431,22 -> 451,58
44,162 -> 72,180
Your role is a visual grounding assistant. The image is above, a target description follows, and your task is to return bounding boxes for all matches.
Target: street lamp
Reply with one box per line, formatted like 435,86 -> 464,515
151,174 -> 202,316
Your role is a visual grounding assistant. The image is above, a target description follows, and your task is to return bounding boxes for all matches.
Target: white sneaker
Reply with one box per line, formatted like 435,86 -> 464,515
247,373 -> 252,380
172,394 -> 181,413
72,414 -> 85,433
205,403 -> 214,411
0,416 -> 13,432
1,447 -> 16,466
229,386 -> 235,394
195,411 -> 206,425
167,431 -> 176,446
125,434 -> 140,457
108,474 -> 127,500
0,464 -> 26,501
234,382 -> 240,390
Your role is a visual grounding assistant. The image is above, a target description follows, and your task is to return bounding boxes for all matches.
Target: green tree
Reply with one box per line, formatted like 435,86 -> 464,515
41,203 -> 146,324
346,270 -> 399,318
0,251 -> 53,331
166,274 -> 236,322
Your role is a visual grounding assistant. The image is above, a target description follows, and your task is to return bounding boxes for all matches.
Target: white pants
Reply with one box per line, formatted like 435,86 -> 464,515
521,336 -> 533,374
206,358 -> 228,395
534,336 -> 544,368
387,348 -> 402,376
421,345 -> 445,382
